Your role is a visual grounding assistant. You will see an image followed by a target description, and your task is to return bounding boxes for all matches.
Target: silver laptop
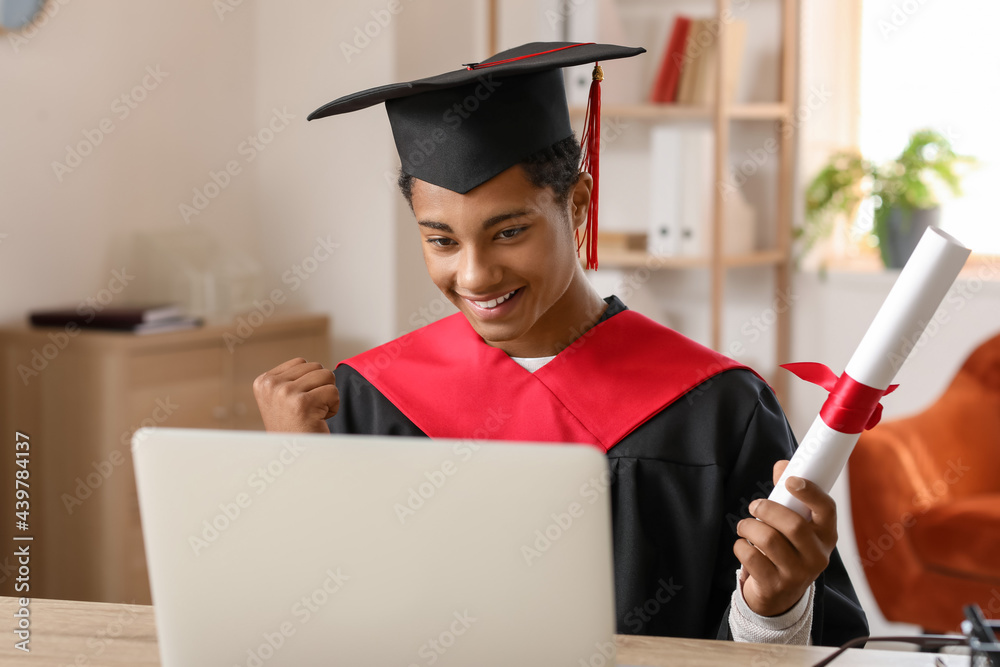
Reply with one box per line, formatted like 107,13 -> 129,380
132,428 -> 617,666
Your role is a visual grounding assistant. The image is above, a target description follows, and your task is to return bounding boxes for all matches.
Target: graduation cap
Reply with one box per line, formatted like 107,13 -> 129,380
308,41 -> 646,269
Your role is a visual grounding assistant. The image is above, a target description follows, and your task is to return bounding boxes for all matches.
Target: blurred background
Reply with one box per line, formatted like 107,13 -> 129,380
1,0 -> 998,646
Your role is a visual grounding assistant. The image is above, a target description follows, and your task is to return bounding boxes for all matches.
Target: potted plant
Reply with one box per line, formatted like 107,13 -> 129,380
800,129 -> 975,268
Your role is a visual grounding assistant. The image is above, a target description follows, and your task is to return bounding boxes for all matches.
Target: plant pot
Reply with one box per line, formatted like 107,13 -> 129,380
883,206 -> 941,268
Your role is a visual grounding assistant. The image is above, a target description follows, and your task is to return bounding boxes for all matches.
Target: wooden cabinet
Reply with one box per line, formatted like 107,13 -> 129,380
0,313 -> 330,604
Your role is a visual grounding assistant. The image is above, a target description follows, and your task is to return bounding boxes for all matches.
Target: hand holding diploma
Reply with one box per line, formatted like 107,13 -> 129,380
736,460 -> 838,617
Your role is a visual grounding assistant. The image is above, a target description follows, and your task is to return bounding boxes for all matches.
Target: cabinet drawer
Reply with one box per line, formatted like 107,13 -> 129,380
127,345 -> 227,430
128,345 -> 224,389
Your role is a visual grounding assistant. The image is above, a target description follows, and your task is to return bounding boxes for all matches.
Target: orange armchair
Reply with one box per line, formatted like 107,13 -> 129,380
849,332 -> 1000,632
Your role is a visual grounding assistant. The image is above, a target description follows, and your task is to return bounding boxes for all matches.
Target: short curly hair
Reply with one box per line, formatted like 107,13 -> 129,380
398,134 -> 582,208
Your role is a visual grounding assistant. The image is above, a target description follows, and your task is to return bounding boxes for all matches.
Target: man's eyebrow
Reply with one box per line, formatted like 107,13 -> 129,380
417,220 -> 453,232
417,210 -> 529,233
481,210 -> 529,230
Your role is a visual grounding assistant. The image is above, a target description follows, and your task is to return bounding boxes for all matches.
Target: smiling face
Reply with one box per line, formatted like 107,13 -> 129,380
410,164 -> 605,358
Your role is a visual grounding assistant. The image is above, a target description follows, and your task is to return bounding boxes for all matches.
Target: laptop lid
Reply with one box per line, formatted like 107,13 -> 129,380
132,428 -> 617,666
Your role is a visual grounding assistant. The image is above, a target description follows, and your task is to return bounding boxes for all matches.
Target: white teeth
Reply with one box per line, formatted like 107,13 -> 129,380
473,289 -> 516,309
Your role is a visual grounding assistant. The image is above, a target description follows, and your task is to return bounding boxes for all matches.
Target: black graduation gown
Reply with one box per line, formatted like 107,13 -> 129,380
326,296 -> 869,646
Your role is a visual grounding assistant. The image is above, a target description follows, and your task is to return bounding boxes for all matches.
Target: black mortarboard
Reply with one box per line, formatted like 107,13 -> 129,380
308,41 -> 645,268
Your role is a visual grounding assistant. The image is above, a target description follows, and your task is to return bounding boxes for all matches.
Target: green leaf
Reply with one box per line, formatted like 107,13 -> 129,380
801,127 -> 977,263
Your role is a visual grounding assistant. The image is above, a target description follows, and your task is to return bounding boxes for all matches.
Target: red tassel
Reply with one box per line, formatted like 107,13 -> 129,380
577,63 -> 603,270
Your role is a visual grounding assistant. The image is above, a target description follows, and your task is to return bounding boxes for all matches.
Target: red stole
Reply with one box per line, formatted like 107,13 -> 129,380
339,310 -> 749,452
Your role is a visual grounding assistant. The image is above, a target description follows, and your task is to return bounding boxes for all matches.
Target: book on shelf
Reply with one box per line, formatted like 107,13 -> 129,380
647,125 -> 683,255
647,123 -> 757,258
649,15 -> 691,104
677,124 -> 714,256
28,303 -> 202,334
692,19 -> 746,105
647,123 -> 712,256
674,19 -> 706,105
651,16 -> 746,105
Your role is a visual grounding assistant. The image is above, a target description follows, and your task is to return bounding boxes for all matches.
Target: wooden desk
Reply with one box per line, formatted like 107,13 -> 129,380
0,597 -> 966,666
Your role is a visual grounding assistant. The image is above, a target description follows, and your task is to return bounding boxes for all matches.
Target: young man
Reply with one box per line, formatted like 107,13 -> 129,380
253,42 -> 868,645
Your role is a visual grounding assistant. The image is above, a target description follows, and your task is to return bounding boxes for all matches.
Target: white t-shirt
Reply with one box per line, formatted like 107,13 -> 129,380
508,355 -> 557,373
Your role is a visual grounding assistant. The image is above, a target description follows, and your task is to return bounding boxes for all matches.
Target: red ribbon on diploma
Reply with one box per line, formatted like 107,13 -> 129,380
781,362 -> 899,434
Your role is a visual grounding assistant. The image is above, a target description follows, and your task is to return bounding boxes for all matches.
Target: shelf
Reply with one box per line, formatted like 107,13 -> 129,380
729,103 -> 791,120
568,103 -> 790,121
586,248 -> 787,270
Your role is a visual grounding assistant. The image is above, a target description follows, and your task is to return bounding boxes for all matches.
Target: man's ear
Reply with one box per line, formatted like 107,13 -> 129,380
569,172 -> 594,232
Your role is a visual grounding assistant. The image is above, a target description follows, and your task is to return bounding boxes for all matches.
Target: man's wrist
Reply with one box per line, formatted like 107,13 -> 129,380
729,566 -> 814,644
738,568 -> 808,618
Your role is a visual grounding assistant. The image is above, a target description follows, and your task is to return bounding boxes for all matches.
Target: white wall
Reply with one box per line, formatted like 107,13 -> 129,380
252,1 -> 398,359
0,1 -> 404,360
0,0 -> 260,322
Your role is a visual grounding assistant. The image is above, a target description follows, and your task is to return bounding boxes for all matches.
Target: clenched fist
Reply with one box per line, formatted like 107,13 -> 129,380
252,357 -> 340,433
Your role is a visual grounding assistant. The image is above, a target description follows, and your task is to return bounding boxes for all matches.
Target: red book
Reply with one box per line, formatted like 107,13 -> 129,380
650,16 -> 691,103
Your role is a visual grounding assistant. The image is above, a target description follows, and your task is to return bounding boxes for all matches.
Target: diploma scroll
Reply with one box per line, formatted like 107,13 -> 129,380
769,227 -> 971,519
